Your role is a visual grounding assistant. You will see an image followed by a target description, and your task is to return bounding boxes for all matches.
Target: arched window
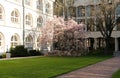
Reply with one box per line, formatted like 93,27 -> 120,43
0,35 -> 2,46
36,0 -> 43,10
25,35 -> 33,48
37,36 -> 41,50
25,14 -> 32,26
0,33 -> 4,47
11,10 -> 19,23
46,3 -> 51,14
0,6 -> 3,19
37,16 -> 43,27
11,35 -> 19,48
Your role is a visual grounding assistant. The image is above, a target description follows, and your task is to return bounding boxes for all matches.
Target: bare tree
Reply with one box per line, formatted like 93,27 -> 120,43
95,0 -> 120,54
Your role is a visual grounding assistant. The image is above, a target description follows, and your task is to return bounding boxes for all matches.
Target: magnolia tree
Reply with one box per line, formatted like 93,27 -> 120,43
40,17 -> 86,56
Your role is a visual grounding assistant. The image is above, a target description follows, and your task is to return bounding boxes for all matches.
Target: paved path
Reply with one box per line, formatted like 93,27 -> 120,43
56,57 -> 120,78
0,56 -> 42,61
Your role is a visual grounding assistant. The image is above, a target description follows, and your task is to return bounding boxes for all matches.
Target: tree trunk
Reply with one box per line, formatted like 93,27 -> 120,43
104,37 -> 111,54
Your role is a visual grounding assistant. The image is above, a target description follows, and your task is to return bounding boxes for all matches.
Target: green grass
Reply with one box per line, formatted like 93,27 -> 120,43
0,55 -> 111,78
112,69 -> 120,78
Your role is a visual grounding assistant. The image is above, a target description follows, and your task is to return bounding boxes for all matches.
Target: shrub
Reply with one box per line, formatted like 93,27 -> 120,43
10,45 -> 28,57
28,50 -> 42,56
2,53 -> 6,58
87,48 -> 104,55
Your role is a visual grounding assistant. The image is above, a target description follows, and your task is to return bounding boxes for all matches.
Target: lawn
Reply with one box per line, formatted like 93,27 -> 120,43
0,55 -> 111,78
112,69 -> 120,78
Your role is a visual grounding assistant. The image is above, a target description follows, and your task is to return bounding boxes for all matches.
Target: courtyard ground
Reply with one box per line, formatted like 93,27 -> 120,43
0,55 -> 110,78
56,56 -> 120,78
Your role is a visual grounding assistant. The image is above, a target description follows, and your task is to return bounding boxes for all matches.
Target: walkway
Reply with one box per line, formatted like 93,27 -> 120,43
0,56 -> 42,61
56,57 -> 120,78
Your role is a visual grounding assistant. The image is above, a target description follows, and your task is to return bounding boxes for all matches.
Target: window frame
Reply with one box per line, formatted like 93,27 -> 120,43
25,35 -> 33,48
37,16 -> 43,27
11,35 -> 19,48
0,7 -> 3,20
36,0 -> 43,10
46,3 -> 51,14
11,10 -> 19,23
25,15 -> 32,26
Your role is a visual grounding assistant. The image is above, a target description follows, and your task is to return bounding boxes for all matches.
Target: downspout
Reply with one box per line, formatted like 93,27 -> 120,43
22,0 -> 25,46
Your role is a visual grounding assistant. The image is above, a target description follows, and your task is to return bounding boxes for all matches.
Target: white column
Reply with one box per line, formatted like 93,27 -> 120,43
75,6 -> 78,22
115,38 -> 118,51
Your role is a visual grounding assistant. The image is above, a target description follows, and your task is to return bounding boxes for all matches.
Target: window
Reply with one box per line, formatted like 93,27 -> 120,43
25,0 -> 31,6
0,33 -> 4,47
0,7 -> 3,19
116,5 -> 120,16
11,10 -> 19,23
37,16 -> 43,27
11,35 -> 19,48
26,35 -> 33,43
25,35 -> 33,48
0,35 -> 2,46
78,6 -> 85,17
46,3 -> 51,14
25,15 -> 32,26
36,0 -> 43,10
90,5 -> 95,16
37,36 -> 41,49
86,6 -> 91,17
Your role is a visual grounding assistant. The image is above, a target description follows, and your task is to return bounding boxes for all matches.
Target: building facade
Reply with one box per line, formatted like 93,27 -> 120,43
0,0 -> 55,54
74,0 -> 120,53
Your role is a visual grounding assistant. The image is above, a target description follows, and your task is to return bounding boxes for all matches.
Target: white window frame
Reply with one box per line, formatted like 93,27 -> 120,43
25,15 -> 32,26
11,35 -> 19,48
0,7 -> 3,20
37,16 -> 43,27
0,35 -> 2,46
37,0 -> 43,10
25,35 -> 33,48
11,10 -> 19,23
46,3 -> 51,14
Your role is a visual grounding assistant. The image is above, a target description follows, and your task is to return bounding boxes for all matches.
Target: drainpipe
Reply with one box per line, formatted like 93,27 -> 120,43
22,0 -> 25,46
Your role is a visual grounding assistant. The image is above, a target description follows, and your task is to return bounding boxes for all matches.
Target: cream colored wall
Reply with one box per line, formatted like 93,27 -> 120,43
0,0 -> 54,54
